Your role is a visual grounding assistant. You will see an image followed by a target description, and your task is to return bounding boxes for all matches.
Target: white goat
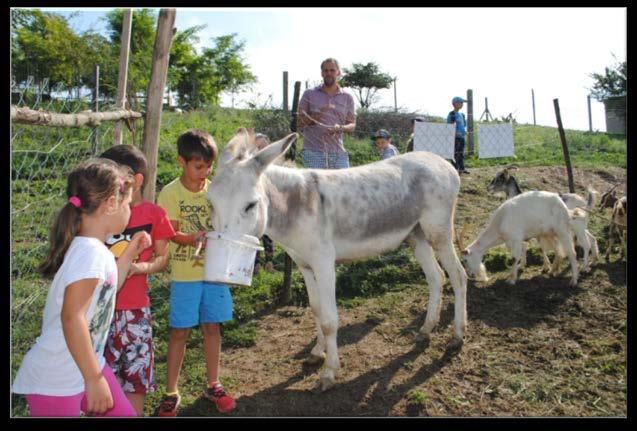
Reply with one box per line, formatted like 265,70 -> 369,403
207,128 -> 468,391
459,191 -> 582,286
487,166 -> 599,272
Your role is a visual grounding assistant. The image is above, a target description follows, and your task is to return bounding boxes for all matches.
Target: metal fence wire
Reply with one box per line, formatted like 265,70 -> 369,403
10,80 -> 143,283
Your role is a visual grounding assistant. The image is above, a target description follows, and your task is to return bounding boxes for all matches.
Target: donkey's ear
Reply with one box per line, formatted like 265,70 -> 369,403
251,133 -> 298,174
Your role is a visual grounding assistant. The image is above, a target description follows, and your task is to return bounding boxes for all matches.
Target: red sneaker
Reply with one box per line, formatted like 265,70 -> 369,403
158,394 -> 181,417
205,383 -> 236,413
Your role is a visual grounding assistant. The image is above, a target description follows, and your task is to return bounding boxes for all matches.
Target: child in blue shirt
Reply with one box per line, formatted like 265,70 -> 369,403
447,96 -> 470,174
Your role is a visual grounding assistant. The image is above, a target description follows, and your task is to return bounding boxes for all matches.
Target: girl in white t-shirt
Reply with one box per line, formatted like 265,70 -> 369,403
12,158 -> 151,417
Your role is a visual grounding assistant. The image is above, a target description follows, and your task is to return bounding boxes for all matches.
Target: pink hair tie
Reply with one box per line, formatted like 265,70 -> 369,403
68,196 -> 81,208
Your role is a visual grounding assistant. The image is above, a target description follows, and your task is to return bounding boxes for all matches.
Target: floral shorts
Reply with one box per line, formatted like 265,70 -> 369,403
104,307 -> 156,394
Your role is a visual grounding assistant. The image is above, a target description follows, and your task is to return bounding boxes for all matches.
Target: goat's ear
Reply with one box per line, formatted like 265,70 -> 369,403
251,133 -> 298,175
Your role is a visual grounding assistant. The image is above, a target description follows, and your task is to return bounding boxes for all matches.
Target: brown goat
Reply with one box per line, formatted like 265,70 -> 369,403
605,196 -> 626,261
599,184 -> 620,210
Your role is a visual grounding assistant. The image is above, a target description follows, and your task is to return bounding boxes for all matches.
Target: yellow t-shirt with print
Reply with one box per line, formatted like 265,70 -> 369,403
157,177 -> 214,282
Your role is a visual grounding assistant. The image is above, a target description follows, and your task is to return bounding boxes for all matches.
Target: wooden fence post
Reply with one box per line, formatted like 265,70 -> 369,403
587,95 -> 593,132
91,65 -> 99,155
466,89 -> 474,155
142,9 -> 176,203
113,9 -> 133,147
393,77 -> 397,113
553,98 -> 575,193
279,81 -> 302,305
531,89 -> 536,126
282,71 -> 289,113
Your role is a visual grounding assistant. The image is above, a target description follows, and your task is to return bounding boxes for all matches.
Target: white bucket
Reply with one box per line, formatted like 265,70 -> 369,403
203,231 -> 264,286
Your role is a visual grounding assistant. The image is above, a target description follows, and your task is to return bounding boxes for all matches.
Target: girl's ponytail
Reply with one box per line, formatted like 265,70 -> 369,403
37,202 -> 82,278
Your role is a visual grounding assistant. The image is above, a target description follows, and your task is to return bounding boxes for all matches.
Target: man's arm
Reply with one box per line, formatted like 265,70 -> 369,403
297,93 -> 313,129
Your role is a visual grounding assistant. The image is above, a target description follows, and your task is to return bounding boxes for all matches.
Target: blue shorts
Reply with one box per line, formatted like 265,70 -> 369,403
301,148 -> 349,169
169,281 -> 233,328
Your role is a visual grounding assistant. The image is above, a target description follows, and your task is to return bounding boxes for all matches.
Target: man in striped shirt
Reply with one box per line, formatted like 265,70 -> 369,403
297,58 -> 357,169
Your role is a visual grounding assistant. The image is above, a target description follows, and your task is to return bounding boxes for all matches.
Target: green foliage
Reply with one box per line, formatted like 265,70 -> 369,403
12,10 -> 87,89
589,57 -> 626,101
250,109 -> 291,141
170,32 -> 256,109
407,389 -> 428,406
341,62 -> 394,109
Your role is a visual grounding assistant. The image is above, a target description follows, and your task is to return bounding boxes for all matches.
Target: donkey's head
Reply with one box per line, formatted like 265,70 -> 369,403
207,128 -> 298,238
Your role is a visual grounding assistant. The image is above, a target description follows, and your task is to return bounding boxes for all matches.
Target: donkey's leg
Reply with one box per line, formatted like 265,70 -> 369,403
411,232 -> 445,340
312,261 -> 340,391
297,265 -> 326,364
431,235 -> 468,346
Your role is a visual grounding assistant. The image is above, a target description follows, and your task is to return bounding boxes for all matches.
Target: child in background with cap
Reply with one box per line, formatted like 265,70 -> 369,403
447,96 -> 470,174
372,129 -> 399,160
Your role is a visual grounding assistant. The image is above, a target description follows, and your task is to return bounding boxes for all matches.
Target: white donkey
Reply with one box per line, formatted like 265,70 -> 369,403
207,129 -> 468,391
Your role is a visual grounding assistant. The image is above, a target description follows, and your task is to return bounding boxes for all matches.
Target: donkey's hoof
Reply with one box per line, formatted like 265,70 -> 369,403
448,336 -> 464,349
319,376 -> 336,392
415,329 -> 431,342
305,353 -> 325,366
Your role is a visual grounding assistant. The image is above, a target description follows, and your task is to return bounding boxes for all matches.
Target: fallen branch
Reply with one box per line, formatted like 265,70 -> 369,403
11,105 -> 143,128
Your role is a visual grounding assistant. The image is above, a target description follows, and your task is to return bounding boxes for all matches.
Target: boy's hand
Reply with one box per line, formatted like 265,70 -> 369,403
191,230 -> 207,248
130,231 -> 152,256
84,374 -> 113,415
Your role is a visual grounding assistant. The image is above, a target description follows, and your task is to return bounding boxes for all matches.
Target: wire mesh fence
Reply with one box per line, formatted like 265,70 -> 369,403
10,80 -> 143,301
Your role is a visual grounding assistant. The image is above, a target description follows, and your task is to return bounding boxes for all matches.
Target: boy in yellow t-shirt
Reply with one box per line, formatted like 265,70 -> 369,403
156,129 -> 235,416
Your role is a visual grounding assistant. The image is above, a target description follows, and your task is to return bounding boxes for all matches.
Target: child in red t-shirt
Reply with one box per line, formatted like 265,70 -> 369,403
100,145 -> 176,416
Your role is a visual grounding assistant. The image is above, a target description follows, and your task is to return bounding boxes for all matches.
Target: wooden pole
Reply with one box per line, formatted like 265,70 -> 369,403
11,106 -> 141,127
587,95 -> 593,132
553,98 -> 575,193
91,65 -> 99,155
142,9 -> 176,202
113,9 -> 133,146
279,81 -> 302,305
532,89 -> 536,126
393,77 -> 397,113
466,89 -> 474,155
282,71 -> 289,113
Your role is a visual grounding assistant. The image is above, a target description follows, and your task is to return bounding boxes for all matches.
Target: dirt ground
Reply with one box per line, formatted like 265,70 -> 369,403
177,166 -> 627,417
